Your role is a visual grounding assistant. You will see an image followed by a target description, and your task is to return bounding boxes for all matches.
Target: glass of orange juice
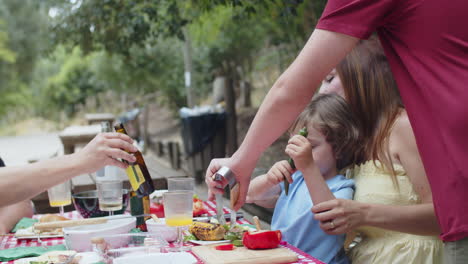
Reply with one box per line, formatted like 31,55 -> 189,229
163,191 -> 193,251
47,180 -> 72,216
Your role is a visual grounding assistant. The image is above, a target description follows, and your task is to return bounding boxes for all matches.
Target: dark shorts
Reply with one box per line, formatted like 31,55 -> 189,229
444,237 -> 468,264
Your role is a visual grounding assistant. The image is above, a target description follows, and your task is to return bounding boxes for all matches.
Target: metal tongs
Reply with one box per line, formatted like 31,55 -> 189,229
212,166 -> 239,228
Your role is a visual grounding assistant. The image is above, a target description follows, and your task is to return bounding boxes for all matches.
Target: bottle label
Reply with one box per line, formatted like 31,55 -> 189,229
126,164 -> 146,191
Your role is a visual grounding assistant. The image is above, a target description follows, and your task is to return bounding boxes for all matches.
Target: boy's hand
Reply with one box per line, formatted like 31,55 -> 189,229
266,160 -> 294,185
285,135 -> 314,172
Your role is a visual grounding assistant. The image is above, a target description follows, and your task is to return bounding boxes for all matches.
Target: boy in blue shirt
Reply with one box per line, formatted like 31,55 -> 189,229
246,94 -> 362,264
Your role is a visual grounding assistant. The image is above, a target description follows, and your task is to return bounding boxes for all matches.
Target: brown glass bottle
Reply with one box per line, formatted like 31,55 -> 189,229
114,123 -> 155,197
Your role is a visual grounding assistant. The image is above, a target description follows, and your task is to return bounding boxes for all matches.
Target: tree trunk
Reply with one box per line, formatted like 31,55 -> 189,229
183,28 -> 195,107
239,80 -> 252,108
225,71 -> 238,156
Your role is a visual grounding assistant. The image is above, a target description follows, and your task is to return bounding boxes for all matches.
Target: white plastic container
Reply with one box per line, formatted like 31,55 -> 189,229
63,216 -> 136,252
97,232 -> 169,261
145,218 -> 178,242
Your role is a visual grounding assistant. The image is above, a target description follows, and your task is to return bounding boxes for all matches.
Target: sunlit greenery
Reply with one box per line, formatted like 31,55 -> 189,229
0,0 -> 326,127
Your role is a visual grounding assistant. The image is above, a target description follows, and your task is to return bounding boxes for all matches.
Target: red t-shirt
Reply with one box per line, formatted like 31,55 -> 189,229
317,0 -> 468,242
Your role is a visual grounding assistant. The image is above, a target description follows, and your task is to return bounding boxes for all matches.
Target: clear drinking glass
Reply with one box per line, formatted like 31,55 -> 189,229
167,178 -> 195,192
97,180 -> 123,216
163,191 -> 193,251
47,180 -> 72,216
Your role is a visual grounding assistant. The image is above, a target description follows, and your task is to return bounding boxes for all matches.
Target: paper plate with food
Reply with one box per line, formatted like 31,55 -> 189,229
14,250 -> 79,264
185,220 -> 256,246
14,214 -> 69,239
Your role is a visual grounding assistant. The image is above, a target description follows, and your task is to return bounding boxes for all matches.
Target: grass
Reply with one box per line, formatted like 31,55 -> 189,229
0,118 -> 66,136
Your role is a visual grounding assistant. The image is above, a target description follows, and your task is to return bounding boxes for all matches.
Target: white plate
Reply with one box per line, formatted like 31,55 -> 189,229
14,251 -> 100,264
15,234 -> 64,240
188,239 -> 230,246
14,226 -> 63,239
113,252 -> 197,264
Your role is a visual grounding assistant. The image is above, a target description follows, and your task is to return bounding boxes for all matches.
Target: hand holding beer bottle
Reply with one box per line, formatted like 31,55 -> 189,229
114,123 -> 155,231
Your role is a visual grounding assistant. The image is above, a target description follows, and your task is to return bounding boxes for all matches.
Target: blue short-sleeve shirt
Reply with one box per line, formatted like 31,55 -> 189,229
271,171 -> 355,264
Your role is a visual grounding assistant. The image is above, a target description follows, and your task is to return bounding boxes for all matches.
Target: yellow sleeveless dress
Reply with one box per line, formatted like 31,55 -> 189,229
348,161 -> 443,264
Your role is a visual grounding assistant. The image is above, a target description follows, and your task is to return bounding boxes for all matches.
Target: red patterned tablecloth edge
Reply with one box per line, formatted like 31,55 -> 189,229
1,202 -> 325,264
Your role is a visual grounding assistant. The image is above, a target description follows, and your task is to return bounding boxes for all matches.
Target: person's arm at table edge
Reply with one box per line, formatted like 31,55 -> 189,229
230,30 -> 359,209
0,154 -> 87,207
0,132 -> 137,207
0,200 -> 34,234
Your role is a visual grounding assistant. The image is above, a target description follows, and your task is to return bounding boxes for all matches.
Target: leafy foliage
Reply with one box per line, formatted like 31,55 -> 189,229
0,0 -> 50,119
52,0 -> 188,56
46,47 -> 101,115
0,20 -> 15,63
0,0 -> 328,125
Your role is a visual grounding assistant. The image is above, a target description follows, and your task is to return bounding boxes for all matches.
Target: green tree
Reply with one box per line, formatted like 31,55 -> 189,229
39,46 -> 102,116
0,0 -> 50,82
52,0 -> 188,57
0,20 -> 15,63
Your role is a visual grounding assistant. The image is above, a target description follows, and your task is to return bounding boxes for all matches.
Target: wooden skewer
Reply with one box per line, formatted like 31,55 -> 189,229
253,216 -> 261,231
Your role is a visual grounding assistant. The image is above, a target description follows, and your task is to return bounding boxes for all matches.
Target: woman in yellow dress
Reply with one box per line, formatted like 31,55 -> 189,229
314,39 -> 443,263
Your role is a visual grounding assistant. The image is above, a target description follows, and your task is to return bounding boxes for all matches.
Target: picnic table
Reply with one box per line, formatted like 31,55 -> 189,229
84,113 -> 115,126
58,125 -> 101,155
0,201 -> 325,264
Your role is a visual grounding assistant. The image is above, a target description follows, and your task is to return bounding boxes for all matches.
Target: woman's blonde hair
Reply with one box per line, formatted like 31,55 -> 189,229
336,38 -> 404,176
289,93 -> 364,171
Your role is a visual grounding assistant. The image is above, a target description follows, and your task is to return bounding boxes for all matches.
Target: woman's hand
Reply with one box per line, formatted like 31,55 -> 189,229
285,135 -> 314,172
312,199 -> 368,235
265,160 -> 294,185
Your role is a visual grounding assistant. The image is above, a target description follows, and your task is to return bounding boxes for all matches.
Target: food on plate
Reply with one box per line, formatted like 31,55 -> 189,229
223,225 -> 248,246
37,214 -> 70,233
189,222 -> 226,241
14,250 -> 80,264
39,214 -> 70,223
188,221 -> 255,244
15,214 -> 70,237
215,244 -> 234,251
192,195 -> 207,216
242,230 -> 282,249
232,240 -> 243,247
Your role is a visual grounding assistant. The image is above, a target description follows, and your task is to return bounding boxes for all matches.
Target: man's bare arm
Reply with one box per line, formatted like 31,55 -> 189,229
0,133 -> 137,207
207,30 -> 359,210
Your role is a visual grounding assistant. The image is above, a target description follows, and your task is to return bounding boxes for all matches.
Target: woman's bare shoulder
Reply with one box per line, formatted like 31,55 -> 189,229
391,110 -> 414,140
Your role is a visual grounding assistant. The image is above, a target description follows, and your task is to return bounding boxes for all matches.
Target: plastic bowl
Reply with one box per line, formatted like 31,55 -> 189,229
113,252 -> 197,264
145,219 -> 178,242
72,189 -> 129,218
63,216 -> 136,252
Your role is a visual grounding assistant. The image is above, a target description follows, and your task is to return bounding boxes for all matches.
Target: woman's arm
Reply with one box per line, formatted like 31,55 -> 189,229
0,133 -> 137,207
386,112 -> 440,234
313,199 -> 438,236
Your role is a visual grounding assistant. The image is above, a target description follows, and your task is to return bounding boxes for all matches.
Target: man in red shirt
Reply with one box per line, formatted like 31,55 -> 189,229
206,1 -> 468,262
